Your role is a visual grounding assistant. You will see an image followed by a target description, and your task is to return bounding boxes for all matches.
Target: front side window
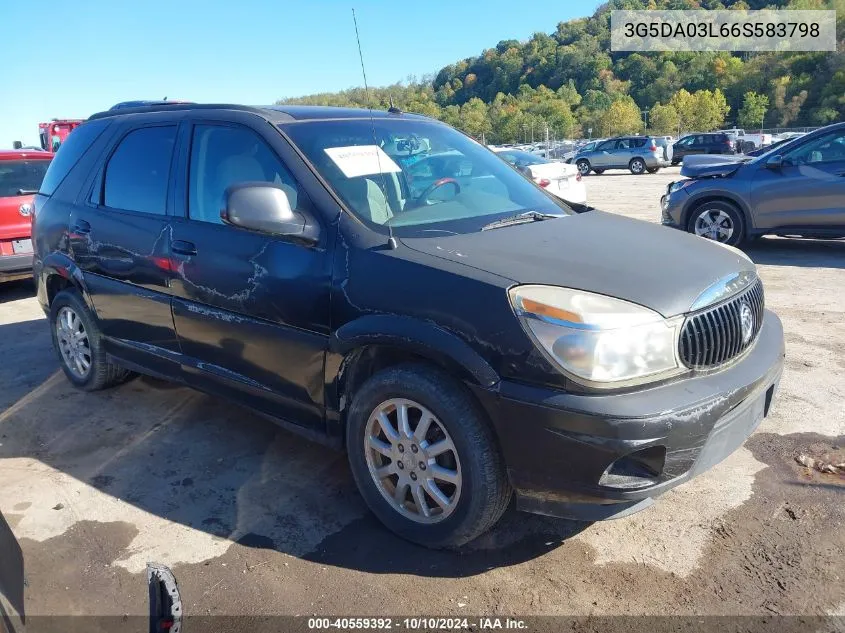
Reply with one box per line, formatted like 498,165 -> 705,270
188,125 -> 302,224
0,159 -> 52,197
103,126 -> 176,214
596,140 -> 615,151
782,130 -> 845,166
283,118 -> 568,235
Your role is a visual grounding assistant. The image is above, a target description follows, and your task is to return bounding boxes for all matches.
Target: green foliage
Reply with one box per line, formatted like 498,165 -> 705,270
737,92 -> 770,128
649,102 -> 681,134
278,1 -> 843,139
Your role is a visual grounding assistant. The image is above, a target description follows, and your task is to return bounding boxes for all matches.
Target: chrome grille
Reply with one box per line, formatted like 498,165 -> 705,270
679,279 -> 764,369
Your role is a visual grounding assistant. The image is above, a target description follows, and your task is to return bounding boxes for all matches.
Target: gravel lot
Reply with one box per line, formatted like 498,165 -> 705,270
1,166 -> 843,622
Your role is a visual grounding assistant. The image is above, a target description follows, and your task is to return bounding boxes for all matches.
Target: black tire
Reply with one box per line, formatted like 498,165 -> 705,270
671,159 -> 680,166
575,159 -> 591,176
593,168 -> 605,174
686,200 -> 746,247
49,289 -> 134,391
647,167 -> 660,174
346,364 -> 511,549
629,157 -> 646,174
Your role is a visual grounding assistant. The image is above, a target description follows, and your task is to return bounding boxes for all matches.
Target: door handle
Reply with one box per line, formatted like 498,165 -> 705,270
72,219 -> 91,234
171,240 -> 197,256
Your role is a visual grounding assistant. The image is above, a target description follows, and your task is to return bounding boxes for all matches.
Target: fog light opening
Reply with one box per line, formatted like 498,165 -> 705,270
599,446 -> 667,490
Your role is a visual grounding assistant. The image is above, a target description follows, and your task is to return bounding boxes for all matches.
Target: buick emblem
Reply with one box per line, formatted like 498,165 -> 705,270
19,203 -> 33,217
740,302 -> 754,344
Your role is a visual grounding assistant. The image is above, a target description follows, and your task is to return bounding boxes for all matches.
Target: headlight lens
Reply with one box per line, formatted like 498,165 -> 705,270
668,179 -> 692,193
509,285 -> 683,387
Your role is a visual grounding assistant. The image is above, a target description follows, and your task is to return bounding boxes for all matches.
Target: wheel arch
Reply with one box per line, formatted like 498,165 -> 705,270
682,191 -> 753,233
38,253 -> 97,315
325,315 -> 500,444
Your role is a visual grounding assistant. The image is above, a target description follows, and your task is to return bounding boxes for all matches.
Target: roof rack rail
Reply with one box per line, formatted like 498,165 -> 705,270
88,103 -> 267,121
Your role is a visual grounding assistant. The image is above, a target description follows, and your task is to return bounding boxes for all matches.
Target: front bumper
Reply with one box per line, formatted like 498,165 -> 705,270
660,188 -> 688,228
469,310 -> 785,521
0,253 -> 33,282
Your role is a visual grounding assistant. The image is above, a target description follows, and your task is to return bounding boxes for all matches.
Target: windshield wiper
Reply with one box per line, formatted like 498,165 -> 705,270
481,211 -> 563,231
16,189 -> 38,196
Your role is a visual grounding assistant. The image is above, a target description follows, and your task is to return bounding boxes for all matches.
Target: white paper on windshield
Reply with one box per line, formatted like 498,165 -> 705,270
324,145 -> 402,178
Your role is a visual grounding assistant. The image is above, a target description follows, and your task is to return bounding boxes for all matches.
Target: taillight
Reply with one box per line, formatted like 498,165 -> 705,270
575,172 -> 582,182
536,178 -> 551,188
724,139 -> 732,145
649,144 -> 657,151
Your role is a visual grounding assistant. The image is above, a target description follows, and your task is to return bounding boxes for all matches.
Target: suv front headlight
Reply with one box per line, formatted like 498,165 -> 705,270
509,285 -> 684,388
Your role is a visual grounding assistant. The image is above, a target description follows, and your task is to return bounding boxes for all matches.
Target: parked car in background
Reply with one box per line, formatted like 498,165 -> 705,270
745,137 -> 792,157
563,139 -> 604,163
717,128 -> 773,153
671,133 -> 735,164
0,150 -> 53,282
661,122 -> 845,245
574,136 -> 671,175
32,102 -> 784,549
493,148 -> 586,204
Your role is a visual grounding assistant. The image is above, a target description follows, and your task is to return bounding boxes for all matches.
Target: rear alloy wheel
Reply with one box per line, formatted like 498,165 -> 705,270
346,364 -> 511,548
49,289 -> 134,391
629,158 -> 646,174
576,159 -> 591,176
688,201 -> 745,247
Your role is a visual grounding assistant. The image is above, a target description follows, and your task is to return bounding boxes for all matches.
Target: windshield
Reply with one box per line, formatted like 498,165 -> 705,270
282,118 -> 569,236
0,159 -> 51,197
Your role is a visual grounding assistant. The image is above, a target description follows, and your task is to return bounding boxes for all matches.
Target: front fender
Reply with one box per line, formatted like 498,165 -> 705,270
326,315 -> 499,409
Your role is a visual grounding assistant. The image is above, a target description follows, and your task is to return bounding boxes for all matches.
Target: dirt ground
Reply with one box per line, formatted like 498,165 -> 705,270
1,166 -> 843,624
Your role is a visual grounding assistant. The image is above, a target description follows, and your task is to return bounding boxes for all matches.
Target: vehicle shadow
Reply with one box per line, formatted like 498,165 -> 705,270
0,318 -> 589,579
0,279 -> 35,305
745,236 -> 845,269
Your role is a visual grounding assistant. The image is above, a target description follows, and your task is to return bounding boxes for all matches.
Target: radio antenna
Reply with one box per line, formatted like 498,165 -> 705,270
352,8 -> 397,250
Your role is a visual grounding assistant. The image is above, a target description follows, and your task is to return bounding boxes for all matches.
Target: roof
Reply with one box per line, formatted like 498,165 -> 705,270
0,150 -> 54,160
89,102 -> 426,123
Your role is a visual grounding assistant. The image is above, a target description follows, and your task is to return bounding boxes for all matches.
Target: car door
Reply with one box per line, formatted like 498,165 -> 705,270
674,136 -> 693,159
591,139 -> 617,167
69,121 -> 181,375
167,116 -> 333,429
750,128 -> 845,230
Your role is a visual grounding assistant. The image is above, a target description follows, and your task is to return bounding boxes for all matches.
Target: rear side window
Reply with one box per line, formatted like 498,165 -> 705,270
0,160 -> 51,197
103,126 -> 176,214
39,119 -> 110,196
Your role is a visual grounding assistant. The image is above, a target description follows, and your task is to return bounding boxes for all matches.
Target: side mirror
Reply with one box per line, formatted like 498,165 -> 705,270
222,184 -> 319,243
12,141 -> 22,150
765,155 -> 783,170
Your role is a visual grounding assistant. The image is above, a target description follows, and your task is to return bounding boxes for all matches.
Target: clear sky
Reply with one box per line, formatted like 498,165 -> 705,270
2,0 -> 601,147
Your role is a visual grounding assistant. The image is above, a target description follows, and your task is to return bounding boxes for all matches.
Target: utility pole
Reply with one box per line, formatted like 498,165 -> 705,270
641,107 -> 649,132
545,123 -> 550,159
760,108 -> 766,133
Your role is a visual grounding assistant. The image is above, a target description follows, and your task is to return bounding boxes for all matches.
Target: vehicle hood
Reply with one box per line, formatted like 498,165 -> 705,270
400,210 -> 756,318
680,154 -> 747,178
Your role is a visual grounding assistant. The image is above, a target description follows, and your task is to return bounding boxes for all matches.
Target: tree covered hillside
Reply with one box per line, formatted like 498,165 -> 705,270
279,0 -> 845,142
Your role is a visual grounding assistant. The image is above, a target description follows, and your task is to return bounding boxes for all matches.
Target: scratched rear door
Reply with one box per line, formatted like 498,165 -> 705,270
167,113 -> 332,430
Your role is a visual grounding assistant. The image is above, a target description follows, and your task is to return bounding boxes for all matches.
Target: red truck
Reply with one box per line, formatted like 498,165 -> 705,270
38,119 -> 84,152
0,150 -> 53,282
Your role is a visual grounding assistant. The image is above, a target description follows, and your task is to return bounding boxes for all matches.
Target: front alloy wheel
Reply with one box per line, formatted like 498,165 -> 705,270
364,398 -> 462,524
693,208 -> 735,243
576,159 -> 591,176
346,364 -> 511,548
